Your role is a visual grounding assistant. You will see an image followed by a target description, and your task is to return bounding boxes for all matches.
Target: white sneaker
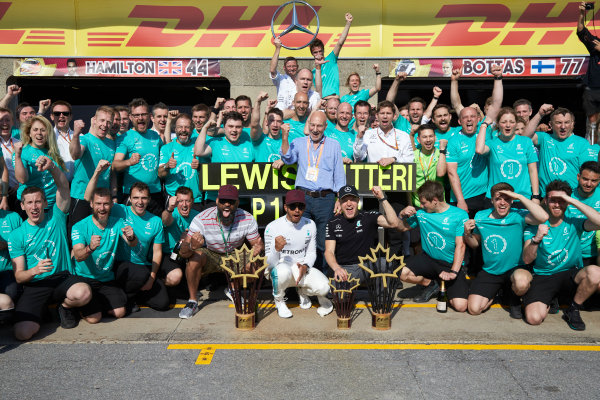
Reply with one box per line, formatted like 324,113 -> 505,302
316,297 -> 333,317
224,288 -> 234,302
274,299 -> 292,318
298,289 -> 312,309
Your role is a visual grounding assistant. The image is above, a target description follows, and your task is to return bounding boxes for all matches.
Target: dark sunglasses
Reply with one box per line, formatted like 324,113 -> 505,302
287,203 -> 305,211
52,111 -> 71,117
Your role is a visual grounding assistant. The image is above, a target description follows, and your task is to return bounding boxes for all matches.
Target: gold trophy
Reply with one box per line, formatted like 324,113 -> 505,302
220,245 -> 267,330
329,274 -> 361,330
358,244 -> 404,330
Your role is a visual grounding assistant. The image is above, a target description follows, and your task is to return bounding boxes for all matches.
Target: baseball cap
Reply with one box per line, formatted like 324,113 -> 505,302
285,189 -> 305,205
338,185 -> 359,199
217,184 -> 239,201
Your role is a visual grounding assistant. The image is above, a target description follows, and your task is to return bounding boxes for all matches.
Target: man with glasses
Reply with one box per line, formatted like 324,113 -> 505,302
178,185 -> 263,319
113,98 -> 164,215
264,189 -> 333,318
50,100 -> 77,181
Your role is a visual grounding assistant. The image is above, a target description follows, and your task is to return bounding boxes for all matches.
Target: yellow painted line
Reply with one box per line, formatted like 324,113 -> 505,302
168,343 -> 600,366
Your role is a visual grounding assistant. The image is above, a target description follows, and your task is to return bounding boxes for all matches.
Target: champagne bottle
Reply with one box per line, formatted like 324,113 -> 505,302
170,240 -> 183,262
436,280 -> 448,313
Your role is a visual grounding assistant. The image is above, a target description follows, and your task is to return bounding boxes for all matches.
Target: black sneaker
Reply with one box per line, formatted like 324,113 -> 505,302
58,305 -> 80,329
549,297 -> 560,314
509,304 -> 522,320
563,306 -> 586,331
413,280 -> 440,303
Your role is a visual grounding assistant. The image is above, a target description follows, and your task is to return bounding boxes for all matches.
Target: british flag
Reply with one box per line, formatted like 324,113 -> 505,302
158,60 -> 182,76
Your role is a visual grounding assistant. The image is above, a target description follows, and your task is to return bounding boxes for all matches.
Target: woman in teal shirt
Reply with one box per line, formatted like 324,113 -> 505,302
340,64 -> 382,111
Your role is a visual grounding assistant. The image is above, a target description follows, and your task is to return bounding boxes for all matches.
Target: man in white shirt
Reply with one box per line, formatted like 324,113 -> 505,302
50,101 -> 76,181
270,36 -> 298,110
278,69 -> 321,112
264,189 -> 333,318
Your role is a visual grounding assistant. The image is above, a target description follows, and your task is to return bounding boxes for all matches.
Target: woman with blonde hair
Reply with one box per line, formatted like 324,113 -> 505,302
341,64 -> 382,110
13,115 -> 66,208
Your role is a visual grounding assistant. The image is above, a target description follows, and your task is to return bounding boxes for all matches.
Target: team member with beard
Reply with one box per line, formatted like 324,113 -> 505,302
323,97 -> 340,134
522,180 -> 600,330
112,182 -> 169,312
264,189 -> 333,318
71,186 -> 135,323
430,104 -> 461,147
464,183 -> 548,318
113,98 -> 164,215
68,106 -> 117,232
9,157 -> 91,340
410,125 -> 447,207
178,185 -> 263,319
158,114 -> 202,209
160,186 -> 199,292
282,92 -> 310,141
250,94 -> 289,164
325,185 -> 399,282
13,116 -> 66,211
326,102 -> 356,163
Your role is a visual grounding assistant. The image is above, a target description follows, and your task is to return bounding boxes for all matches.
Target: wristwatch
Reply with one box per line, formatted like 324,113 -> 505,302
531,194 -> 542,200
439,148 -> 447,155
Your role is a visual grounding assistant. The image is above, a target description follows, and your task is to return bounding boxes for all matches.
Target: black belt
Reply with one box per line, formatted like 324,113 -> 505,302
298,188 -> 334,198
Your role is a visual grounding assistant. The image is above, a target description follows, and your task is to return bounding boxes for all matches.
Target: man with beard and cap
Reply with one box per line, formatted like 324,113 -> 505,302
270,36 -> 299,110
280,111 -> 345,272
282,92 -> 310,141
160,186 -> 199,290
326,102 -> 356,163
158,114 -> 202,210
50,100 -> 76,181
113,98 -> 164,216
463,182 -> 548,318
69,106 -> 117,233
325,185 -> 399,282
264,189 -> 333,318
178,185 -> 263,319
522,179 -> 600,331
71,186 -> 134,323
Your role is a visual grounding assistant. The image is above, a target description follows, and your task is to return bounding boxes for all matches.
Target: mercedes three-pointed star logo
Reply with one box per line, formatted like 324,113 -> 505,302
271,0 -> 320,50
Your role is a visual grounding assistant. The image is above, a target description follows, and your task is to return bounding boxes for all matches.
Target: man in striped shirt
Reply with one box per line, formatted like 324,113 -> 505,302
178,184 -> 264,319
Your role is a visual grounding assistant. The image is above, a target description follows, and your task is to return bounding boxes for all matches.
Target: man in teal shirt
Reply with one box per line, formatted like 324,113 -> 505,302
397,180 -> 470,311
249,93 -> 287,164
9,159 -> 92,340
0,208 -> 22,324
71,187 -> 136,323
325,102 -> 356,163
523,180 -> 600,330
113,98 -> 164,215
464,182 -> 548,319
158,114 -> 202,209
282,92 -> 310,141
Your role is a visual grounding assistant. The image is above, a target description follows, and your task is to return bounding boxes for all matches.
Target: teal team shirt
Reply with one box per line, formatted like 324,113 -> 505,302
536,131 -> 595,196
163,208 -> 200,252
71,214 -> 126,282
14,145 -> 59,206
326,127 -> 356,160
70,133 -> 116,200
112,204 -> 164,266
485,135 -> 538,199
8,204 -> 72,281
524,217 -> 585,275
591,143 -> 600,159
0,210 -> 22,272
312,51 -> 340,98
567,188 -> 600,258
116,128 -> 162,194
408,206 -> 469,264
253,134 -> 282,162
11,126 -> 20,140
205,135 -> 254,201
341,89 -> 370,111
283,118 -> 307,141
446,131 -> 489,202
160,140 -> 202,202
473,208 -> 528,275
393,115 -> 411,134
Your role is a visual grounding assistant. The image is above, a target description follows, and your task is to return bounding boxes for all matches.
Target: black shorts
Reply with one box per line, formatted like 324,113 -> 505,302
522,268 -> 579,306
582,86 -> 600,116
469,268 -> 519,300
159,254 -> 186,277
0,270 -> 21,302
14,272 -> 86,323
77,278 -> 127,317
404,252 -> 469,300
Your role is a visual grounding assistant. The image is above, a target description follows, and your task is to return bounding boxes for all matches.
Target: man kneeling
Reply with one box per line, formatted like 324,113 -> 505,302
264,189 -> 333,318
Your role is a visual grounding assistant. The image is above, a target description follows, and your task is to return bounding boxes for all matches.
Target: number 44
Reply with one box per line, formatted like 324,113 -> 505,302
186,59 -> 209,76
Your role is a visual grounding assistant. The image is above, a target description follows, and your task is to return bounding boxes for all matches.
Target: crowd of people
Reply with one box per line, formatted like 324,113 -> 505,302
1,4 -> 600,341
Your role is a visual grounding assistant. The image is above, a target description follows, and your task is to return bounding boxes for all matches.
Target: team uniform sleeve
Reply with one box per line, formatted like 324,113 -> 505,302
115,134 -> 130,156
407,214 -> 419,229
525,137 -> 538,164
263,222 -> 280,268
152,218 -> 165,244
71,221 -> 87,246
303,220 -> 317,268
7,229 -> 24,259
325,219 -> 335,241
523,224 -> 537,241
455,211 -> 469,237
446,138 -> 459,164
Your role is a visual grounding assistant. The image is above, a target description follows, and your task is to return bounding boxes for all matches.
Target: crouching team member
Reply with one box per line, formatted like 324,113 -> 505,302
178,185 -> 263,319
0,207 -> 23,325
325,185 -> 399,282
264,189 -> 333,318
463,183 -> 549,319
112,182 -> 169,312
9,157 -> 91,341
160,186 -> 199,288
71,187 -> 133,322
397,180 -> 469,311
523,180 -> 600,331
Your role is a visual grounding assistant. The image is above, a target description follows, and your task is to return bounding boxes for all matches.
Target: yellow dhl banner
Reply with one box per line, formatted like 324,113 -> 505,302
0,0 -> 592,58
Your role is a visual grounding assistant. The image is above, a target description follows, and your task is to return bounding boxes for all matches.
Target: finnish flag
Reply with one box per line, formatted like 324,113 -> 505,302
530,59 -> 556,75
